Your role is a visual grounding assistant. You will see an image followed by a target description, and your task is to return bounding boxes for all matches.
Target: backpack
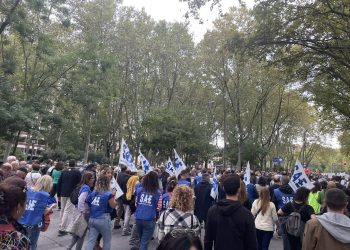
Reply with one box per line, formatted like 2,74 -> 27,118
70,185 -> 81,205
285,203 -> 306,237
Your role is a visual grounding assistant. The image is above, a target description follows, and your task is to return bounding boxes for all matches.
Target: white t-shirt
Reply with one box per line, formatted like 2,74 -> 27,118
251,200 -> 278,232
25,172 -> 41,188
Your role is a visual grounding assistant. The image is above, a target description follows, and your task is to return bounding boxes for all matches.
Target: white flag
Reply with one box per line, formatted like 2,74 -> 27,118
243,162 -> 251,185
139,151 -> 152,173
165,158 -> 176,176
210,167 -> 218,200
119,138 -> 137,172
289,160 -> 314,192
174,149 -> 186,177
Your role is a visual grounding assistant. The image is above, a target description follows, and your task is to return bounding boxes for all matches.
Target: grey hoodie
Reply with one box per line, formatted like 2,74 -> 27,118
316,212 -> 350,244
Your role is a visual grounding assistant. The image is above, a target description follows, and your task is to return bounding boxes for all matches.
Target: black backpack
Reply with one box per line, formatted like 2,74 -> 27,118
70,185 -> 82,205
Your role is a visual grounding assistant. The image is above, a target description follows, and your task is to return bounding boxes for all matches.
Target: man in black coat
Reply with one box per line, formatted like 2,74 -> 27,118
57,160 -> 81,235
194,173 -> 214,224
205,174 -> 257,250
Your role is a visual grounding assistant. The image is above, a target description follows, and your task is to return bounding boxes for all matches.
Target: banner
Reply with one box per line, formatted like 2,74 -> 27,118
165,158 -> 176,176
118,138 -> 137,172
174,149 -> 186,177
210,166 -> 218,200
139,151 -> 152,173
243,161 -> 251,185
289,160 -> 314,192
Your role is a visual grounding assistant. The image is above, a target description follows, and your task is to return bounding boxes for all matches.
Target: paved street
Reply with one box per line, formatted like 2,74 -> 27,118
37,209 -> 283,250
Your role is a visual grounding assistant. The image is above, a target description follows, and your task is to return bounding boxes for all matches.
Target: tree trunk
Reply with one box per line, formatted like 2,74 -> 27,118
11,130 -> 21,155
83,115 -> 92,164
3,140 -> 12,161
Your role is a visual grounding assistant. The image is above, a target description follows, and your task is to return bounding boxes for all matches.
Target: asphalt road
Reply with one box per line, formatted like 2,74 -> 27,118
37,209 -> 283,250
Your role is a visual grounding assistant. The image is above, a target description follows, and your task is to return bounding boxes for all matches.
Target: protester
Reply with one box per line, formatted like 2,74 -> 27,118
255,176 -> 268,196
159,165 -> 170,191
156,232 -> 203,250
317,180 -> 327,208
6,155 -> 17,164
16,167 -> 28,180
194,173 -> 213,224
246,176 -> 259,204
19,175 -> 55,250
278,187 -> 315,250
85,175 -> 116,250
25,163 -> 41,188
57,160 -> 81,235
273,175 -> 295,210
302,188 -> 350,250
50,161 -> 64,208
178,170 -> 191,186
122,172 -> 139,236
251,187 -> 278,250
67,171 -> 94,250
308,182 -> 321,214
115,165 -> 130,229
238,180 -> 252,210
135,171 -> 162,250
0,177 -> 29,250
204,174 -> 257,250
160,179 -> 177,212
157,185 -> 200,242
269,175 -> 281,197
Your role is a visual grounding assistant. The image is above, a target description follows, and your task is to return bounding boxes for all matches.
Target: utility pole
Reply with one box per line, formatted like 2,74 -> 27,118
223,86 -> 227,169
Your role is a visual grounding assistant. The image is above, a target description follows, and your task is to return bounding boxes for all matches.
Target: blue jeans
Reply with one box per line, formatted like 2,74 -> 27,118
85,214 -> 111,250
256,229 -> 273,250
136,219 -> 155,250
25,225 -> 41,250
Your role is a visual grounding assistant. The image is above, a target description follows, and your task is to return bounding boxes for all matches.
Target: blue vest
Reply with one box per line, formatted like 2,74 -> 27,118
79,184 -> 91,196
178,179 -> 191,187
135,188 -> 161,221
86,191 -> 113,219
19,188 -> 49,226
194,176 -> 202,186
161,192 -> 171,212
274,188 -> 295,210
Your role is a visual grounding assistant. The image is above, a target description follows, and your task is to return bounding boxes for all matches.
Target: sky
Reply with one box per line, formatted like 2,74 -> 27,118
122,0 -> 255,43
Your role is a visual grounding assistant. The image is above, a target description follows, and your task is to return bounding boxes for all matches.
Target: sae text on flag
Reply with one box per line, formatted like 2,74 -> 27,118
289,160 -> 314,192
210,167 -> 218,200
243,161 -> 251,185
119,138 -> 137,172
139,151 -> 152,173
165,158 -> 176,176
173,149 -> 186,176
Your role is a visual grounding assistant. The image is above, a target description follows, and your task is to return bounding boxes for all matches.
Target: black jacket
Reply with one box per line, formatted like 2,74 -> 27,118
117,172 -> 131,204
194,180 -> 213,221
204,199 -> 257,250
57,168 -> 81,197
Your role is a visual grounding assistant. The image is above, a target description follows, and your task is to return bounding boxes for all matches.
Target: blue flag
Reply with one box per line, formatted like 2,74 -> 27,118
119,138 -> 137,172
139,151 -> 152,173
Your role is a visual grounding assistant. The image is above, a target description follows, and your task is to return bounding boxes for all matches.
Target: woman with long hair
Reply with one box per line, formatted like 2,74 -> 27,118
251,187 -> 278,250
19,175 -> 54,250
67,171 -> 94,250
156,232 -> 203,250
50,161 -> 64,208
157,185 -> 200,242
85,175 -> 116,250
135,171 -> 162,250
0,177 -> 29,249
238,181 -> 252,210
160,180 -> 177,212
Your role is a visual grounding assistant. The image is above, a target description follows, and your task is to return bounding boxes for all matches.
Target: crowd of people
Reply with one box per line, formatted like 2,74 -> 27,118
0,155 -> 350,250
